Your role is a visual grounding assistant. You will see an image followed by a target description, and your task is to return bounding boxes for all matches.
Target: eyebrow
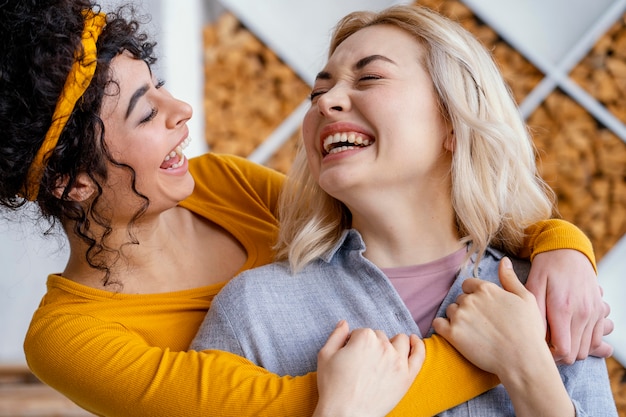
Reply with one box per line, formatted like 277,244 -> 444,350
125,84 -> 150,120
313,54 -> 396,81
355,54 -> 395,69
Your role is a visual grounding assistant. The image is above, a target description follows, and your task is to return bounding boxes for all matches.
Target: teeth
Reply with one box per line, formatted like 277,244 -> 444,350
328,145 -> 350,155
322,132 -> 371,154
170,154 -> 186,169
163,136 -> 191,168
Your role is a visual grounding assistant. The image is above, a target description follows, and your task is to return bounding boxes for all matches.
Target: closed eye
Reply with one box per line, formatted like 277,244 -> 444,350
141,108 -> 158,124
139,80 -> 165,123
359,74 -> 382,81
309,90 -> 326,101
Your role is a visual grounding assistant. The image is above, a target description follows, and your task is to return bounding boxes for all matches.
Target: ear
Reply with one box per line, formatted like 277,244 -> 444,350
53,173 -> 96,202
444,129 -> 456,152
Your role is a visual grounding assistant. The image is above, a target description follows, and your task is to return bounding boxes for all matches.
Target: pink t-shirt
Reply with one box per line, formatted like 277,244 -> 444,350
381,247 -> 466,336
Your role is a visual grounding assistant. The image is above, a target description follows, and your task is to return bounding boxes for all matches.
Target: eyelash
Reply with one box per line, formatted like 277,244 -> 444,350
141,108 -> 157,124
309,90 -> 325,101
360,74 -> 381,81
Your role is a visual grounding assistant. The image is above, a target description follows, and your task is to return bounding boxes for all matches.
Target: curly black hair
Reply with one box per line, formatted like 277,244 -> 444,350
0,0 -> 157,284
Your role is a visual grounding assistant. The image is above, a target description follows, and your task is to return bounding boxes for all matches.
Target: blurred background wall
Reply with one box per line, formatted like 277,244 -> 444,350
1,1 -> 624,414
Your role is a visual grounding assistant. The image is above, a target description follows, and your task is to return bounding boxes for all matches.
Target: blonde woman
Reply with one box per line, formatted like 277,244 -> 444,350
193,5 -> 617,416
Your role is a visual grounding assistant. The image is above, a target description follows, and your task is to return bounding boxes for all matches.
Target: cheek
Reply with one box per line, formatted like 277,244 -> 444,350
302,109 -> 317,144
302,111 -> 319,156
301,111 -> 322,179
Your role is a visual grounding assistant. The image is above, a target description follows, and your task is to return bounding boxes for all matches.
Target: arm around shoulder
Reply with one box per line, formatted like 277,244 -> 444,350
25,311 -> 319,417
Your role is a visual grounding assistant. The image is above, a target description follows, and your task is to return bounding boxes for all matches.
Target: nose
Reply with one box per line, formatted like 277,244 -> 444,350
165,95 -> 193,129
317,85 -> 350,117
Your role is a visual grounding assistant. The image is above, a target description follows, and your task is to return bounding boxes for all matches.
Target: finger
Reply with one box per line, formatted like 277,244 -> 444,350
546,310 -> 573,363
407,335 -> 426,376
589,341 -> 614,359
587,317 -> 615,358
374,329 -> 389,343
389,333 -> 410,358
524,264 -> 548,324
498,257 -> 527,297
456,292 -> 470,303
444,302 -> 460,320
321,320 -> 350,355
603,300 -> 611,320
573,322 -> 593,361
603,317 -> 614,336
348,327 -> 375,345
432,317 -> 451,339
460,277 -> 482,294
589,314 -> 606,353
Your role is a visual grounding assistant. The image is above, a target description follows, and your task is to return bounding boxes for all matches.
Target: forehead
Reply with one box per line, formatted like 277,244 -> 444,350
329,24 -> 423,65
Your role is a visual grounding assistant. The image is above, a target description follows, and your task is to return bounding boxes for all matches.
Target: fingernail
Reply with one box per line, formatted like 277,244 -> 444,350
502,257 -> 512,269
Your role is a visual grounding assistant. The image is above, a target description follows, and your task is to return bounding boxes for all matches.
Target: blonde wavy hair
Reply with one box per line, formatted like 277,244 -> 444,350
276,4 -> 555,272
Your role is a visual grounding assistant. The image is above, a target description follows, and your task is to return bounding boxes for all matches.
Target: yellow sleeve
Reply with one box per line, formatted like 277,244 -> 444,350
26,314 -> 497,416
519,219 -> 596,273
25,312 -> 318,417
390,335 -> 499,415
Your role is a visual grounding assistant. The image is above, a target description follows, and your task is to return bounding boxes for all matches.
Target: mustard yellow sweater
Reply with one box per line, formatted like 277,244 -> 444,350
24,153 -> 595,417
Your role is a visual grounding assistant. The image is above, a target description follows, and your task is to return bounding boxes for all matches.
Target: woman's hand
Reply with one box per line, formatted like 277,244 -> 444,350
313,320 -> 425,417
433,258 -> 575,417
526,249 -> 613,363
433,257 -> 547,374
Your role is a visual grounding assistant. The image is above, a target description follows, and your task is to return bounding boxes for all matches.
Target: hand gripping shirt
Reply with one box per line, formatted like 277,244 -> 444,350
192,229 -> 617,417
24,153 -> 597,417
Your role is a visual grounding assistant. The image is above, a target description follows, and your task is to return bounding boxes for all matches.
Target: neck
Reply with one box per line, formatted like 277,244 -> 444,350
61,205 -> 246,293
62,208 -> 182,289
349,188 -> 461,268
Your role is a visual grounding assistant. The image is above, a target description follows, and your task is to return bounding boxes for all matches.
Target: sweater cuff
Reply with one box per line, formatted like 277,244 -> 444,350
524,219 -> 597,274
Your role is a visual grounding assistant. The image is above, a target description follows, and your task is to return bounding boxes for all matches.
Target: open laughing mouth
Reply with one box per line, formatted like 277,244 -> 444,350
322,132 -> 372,156
160,136 -> 191,169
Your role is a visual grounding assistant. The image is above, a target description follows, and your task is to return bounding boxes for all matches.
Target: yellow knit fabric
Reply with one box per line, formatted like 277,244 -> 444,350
24,153 -> 593,416
522,219 -> 597,273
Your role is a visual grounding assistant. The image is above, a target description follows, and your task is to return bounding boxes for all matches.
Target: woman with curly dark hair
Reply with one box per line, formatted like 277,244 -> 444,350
0,1 -> 611,416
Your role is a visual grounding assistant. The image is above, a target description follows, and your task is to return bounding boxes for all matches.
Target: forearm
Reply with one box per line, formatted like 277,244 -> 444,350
499,348 -> 574,417
25,316 -> 319,417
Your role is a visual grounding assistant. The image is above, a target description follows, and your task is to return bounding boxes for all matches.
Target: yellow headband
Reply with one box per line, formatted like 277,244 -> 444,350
22,11 -> 106,201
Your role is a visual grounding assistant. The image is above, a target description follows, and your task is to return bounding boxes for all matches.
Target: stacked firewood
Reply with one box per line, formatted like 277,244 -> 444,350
202,1 -> 626,414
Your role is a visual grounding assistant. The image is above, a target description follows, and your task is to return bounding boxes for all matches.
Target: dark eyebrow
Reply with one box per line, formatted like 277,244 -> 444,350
125,83 -> 150,120
313,54 -> 396,82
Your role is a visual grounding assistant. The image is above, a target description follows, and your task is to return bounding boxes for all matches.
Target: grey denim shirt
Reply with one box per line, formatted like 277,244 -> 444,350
192,229 -> 617,416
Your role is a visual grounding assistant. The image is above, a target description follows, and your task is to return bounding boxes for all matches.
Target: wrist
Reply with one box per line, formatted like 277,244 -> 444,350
313,399 -> 377,417
312,403 -> 356,417
498,346 -> 553,390
498,350 -> 574,417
